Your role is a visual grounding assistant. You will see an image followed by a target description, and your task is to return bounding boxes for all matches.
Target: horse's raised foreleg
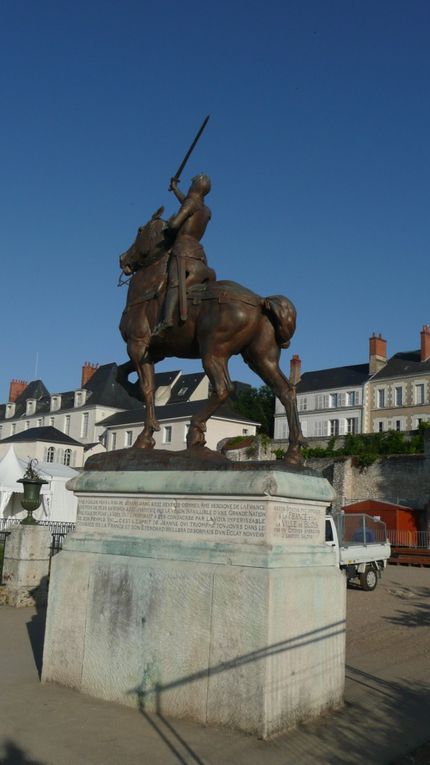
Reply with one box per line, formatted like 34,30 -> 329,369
187,355 -> 234,448
242,325 -> 305,466
127,340 -> 159,449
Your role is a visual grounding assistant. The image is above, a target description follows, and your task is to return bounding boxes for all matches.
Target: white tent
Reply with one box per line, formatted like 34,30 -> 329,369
0,446 -> 78,523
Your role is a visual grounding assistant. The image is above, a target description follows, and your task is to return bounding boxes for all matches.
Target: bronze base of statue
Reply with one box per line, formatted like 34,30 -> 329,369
85,447 -> 316,475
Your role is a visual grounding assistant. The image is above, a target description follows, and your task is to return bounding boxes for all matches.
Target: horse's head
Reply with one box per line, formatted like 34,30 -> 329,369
119,208 -> 169,275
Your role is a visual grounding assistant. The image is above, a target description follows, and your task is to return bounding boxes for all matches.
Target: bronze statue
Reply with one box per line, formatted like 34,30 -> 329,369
153,173 -> 215,334
119,216 -> 305,466
118,117 -> 304,465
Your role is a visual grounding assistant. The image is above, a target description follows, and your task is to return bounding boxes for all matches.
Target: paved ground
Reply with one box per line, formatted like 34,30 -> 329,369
1,564 -> 429,765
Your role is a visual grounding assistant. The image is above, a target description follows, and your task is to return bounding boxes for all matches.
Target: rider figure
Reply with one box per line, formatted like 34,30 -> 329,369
152,173 -> 215,335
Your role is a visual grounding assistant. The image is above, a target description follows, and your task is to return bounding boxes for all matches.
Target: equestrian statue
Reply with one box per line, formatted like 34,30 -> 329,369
118,119 -> 305,466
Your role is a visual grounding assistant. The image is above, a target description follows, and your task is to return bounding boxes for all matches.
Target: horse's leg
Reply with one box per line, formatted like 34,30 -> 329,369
187,355 -> 234,448
242,323 -> 305,466
127,340 -> 159,449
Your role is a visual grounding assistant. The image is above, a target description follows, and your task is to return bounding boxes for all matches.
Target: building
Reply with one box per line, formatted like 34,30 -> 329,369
0,362 -> 142,449
0,426 -> 84,468
274,327 -> 430,440
367,326 -> 430,433
274,354 -> 370,440
0,364 -> 258,458
0,445 -> 78,523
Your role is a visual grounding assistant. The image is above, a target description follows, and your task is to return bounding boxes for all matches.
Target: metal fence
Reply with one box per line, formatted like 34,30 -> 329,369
387,529 -> 430,549
0,519 -> 76,583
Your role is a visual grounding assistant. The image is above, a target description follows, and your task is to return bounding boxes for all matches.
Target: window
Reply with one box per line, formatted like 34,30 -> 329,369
315,394 -> 327,410
329,393 -> 338,408
26,400 -> 36,416
415,384 -> 425,405
177,386 -> 189,397
37,418 -> 43,427
163,425 -> 172,444
11,423 -> 16,435
395,420 -> 401,432
25,421 -> 30,430
49,417 -> 54,427
184,423 -> 190,442
47,446 -> 55,463
242,428 -> 249,435
74,390 -> 87,408
5,403 -> 16,418
394,387 -> 403,406
125,430 -> 133,447
111,432 -> 117,450
329,419 -> 339,436
378,421 -> 384,433
377,389 -> 385,408
50,395 -> 61,412
81,412 -> 89,439
347,391 -> 357,406
64,415 -> 71,435
63,449 -> 72,466
314,421 -> 328,437
346,417 -> 358,434
298,396 -> 308,412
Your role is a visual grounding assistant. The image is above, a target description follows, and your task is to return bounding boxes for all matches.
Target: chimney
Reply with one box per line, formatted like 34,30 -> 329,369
290,354 -> 302,385
8,379 -> 28,402
421,324 -> 430,362
81,362 -> 99,387
369,333 -> 387,375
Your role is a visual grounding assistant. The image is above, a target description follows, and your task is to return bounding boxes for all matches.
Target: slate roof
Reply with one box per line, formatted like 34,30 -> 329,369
0,426 -> 82,446
371,350 -> 430,380
168,372 -> 206,404
98,400 -> 259,428
297,364 -> 370,393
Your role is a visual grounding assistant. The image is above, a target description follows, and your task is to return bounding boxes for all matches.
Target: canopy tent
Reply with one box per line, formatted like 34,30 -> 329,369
0,446 -> 78,522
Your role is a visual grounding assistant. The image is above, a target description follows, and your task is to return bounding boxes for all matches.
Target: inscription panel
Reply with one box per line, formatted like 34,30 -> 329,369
77,495 -> 326,546
77,496 -> 266,543
272,503 -> 324,543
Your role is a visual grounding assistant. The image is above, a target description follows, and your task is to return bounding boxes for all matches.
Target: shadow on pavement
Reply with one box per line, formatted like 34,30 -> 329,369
25,576 -> 48,679
383,587 -> 430,629
0,740 -> 45,764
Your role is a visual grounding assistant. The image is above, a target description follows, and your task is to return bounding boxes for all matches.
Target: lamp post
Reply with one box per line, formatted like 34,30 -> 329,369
17,459 -> 48,525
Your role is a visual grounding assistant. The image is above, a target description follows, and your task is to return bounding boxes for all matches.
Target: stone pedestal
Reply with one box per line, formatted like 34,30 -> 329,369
2,525 -> 51,607
42,468 -> 345,738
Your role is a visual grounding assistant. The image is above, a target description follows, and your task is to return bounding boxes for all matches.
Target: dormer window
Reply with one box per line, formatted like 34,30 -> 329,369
5,402 -> 16,419
26,399 -> 36,416
50,395 -> 61,412
74,389 -> 87,408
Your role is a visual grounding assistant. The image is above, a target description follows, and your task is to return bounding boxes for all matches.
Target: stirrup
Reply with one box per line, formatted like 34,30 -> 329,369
152,320 -> 173,337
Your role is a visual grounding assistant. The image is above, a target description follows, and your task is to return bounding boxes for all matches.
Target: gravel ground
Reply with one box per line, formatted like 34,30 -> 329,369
346,563 -> 430,665
346,564 -> 430,764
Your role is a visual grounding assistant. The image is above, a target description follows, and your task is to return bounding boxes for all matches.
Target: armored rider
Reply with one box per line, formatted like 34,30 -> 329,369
152,173 -> 215,335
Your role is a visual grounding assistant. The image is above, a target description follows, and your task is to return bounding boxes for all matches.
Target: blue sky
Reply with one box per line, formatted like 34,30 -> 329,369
1,0 -> 429,402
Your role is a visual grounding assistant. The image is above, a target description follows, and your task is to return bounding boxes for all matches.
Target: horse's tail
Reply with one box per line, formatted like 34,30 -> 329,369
263,295 -> 297,349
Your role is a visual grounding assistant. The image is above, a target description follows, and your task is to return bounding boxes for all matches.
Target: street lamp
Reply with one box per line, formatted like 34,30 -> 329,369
17,459 -> 48,525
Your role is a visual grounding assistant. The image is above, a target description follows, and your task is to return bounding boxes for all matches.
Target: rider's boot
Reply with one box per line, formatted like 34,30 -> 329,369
152,287 -> 179,336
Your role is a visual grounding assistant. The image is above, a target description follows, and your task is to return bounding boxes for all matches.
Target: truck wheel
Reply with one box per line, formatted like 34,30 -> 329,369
360,566 -> 377,591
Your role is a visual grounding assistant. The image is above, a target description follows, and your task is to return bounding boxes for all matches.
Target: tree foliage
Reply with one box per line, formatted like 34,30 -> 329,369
302,422 -> 430,467
232,385 -> 275,436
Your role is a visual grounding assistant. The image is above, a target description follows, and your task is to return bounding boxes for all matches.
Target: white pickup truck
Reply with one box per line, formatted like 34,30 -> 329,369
325,512 -> 391,591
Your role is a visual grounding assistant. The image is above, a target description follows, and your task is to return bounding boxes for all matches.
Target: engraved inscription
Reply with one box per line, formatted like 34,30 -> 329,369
272,503 -> 322,541
77,496 -> 266,541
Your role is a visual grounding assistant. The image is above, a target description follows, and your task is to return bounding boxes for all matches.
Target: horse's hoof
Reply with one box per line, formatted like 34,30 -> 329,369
284,445 -> 305,467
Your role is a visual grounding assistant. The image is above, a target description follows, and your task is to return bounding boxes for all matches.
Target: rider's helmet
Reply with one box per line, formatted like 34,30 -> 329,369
191,174 -> 211,196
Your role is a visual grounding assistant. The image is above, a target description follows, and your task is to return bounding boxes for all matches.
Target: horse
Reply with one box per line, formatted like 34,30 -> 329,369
118,216 -> 305,465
